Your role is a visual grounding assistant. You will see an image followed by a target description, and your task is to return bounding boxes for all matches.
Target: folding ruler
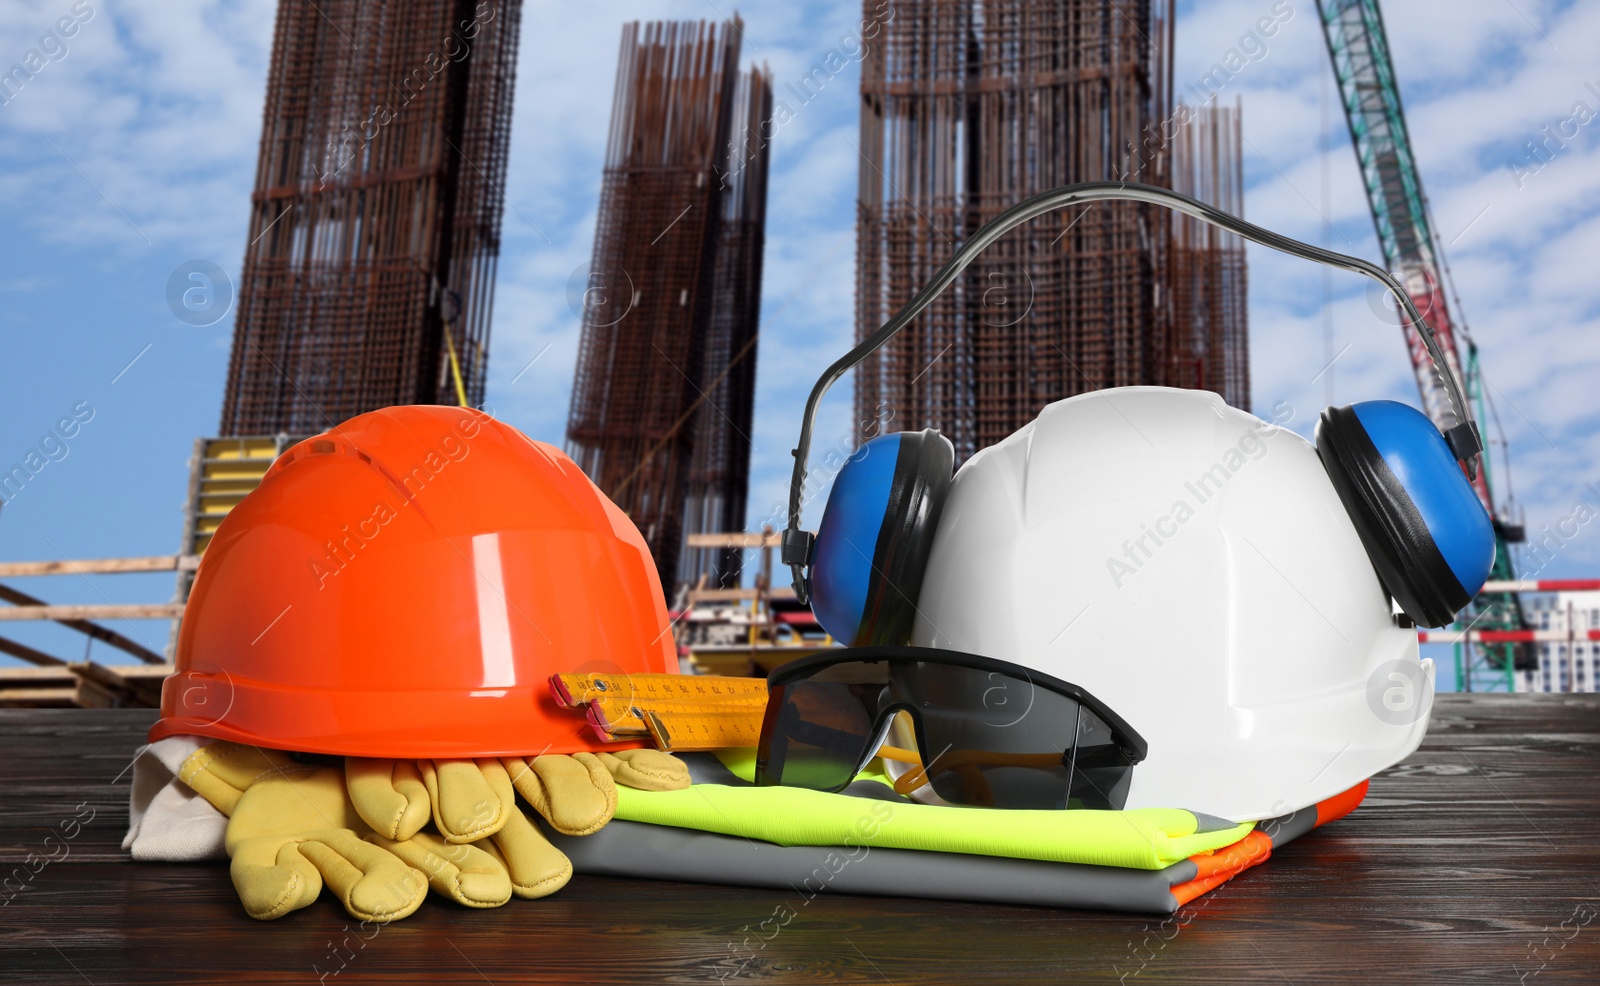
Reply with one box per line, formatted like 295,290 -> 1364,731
549,672 -> 768,751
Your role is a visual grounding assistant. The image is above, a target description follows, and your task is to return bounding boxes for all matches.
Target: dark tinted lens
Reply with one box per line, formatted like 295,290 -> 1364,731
768,677 -> 881,791
765,655 -> 1136,809
1066,705 -> 1137,810
893,663 -> 1131,810
897,664 -> 1069,809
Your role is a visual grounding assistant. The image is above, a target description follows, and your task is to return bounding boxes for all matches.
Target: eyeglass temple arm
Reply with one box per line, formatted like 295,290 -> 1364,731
877,744 -> 1070,797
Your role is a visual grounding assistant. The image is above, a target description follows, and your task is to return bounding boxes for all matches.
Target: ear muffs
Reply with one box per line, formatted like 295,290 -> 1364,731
1315,401 -> 1495,628
809,430 -> 955,646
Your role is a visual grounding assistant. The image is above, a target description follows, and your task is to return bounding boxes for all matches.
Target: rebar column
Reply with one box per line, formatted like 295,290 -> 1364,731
565,19 -> 771,588
855,0 -> 1248,463
220,0 -> 521,436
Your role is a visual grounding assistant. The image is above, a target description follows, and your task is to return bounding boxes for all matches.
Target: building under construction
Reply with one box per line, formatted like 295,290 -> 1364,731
854,0 -> 1248,462
565,19 -> 772,588
219,0 -> 522,436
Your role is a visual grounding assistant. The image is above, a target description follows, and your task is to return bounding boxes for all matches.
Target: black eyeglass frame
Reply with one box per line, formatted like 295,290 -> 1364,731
754,646 -> 1148,803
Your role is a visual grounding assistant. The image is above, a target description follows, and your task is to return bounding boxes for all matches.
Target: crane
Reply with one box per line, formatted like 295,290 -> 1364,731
1316,0 -> 1530,690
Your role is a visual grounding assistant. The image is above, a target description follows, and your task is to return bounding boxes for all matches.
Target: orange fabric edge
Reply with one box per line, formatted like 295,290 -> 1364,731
1168,829 -> 1273,906
1314,778 -> 1370,827
1166,778 -> 1372,909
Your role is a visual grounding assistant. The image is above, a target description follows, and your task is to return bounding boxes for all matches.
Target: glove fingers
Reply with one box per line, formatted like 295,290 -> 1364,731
564,753 -> 619,832
422,759 -> 515,843
369,831 -> 511,910
346,758 -> 431,840
597,749 -> 691,792
224,769 -> 361,855
179,742 -> 302,817
298,829 -> 428,923
230,834 -> 325,920
503,753 -> 616,836
483,807 -> 572,899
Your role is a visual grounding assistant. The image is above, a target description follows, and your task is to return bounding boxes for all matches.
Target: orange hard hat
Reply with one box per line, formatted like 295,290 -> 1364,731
151,405 -> 676,757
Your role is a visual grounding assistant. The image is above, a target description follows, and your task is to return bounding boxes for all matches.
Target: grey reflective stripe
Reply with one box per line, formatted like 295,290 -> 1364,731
1256,805 -> 1318,847
548,818 -> 1200,915
1190,811 -> 1239,834
683,753 -> 745,786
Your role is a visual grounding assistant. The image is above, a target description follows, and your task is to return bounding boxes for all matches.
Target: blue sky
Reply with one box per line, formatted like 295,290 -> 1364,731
0,0 -> 1596,690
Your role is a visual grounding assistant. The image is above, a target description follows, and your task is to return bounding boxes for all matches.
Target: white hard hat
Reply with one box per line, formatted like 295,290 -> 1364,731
908,387 -> 1432,822
785,184 -> 1495,823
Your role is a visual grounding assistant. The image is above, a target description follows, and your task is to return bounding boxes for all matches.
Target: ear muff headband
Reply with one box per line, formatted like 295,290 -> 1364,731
781,180 -> 1484,602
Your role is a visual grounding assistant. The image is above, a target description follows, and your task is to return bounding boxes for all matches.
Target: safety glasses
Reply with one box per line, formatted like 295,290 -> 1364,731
755,647 -> 1147,810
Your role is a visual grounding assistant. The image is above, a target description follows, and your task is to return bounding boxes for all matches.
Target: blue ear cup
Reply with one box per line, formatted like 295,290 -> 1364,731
1315,401 -> 1495,628
809,430 -> 954,646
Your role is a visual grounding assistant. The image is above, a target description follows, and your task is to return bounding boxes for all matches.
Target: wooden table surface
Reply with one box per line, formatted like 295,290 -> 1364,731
2,696 -> 1598,984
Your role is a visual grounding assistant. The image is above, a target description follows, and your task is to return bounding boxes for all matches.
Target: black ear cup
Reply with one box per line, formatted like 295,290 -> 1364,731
1315,403 -> 1492,628
858,429 -> 955,646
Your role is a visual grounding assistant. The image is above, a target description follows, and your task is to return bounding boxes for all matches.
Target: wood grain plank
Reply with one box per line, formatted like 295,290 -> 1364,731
0,700 -> 1596,984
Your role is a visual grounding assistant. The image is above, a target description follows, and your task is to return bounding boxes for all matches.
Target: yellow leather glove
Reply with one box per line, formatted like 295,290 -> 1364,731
347,750 -> 690,840
505,750 -> 691,835
345,750 -> 691,899
345,758 -> 516,843
341,756 -> 568,899
179,742 -> 512,921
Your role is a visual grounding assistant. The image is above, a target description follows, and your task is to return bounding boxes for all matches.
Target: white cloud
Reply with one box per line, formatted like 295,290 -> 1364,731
0,0 -> 1593,642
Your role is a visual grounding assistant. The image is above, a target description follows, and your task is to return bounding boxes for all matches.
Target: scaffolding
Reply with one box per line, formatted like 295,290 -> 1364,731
854,0 -> 1249,463
219,0 -> 522,435
565,18 -> 772,588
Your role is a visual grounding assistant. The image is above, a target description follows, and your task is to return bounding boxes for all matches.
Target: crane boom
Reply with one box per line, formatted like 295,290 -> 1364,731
1316,0 -> 1529,688
1317,0 -> 1470,437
